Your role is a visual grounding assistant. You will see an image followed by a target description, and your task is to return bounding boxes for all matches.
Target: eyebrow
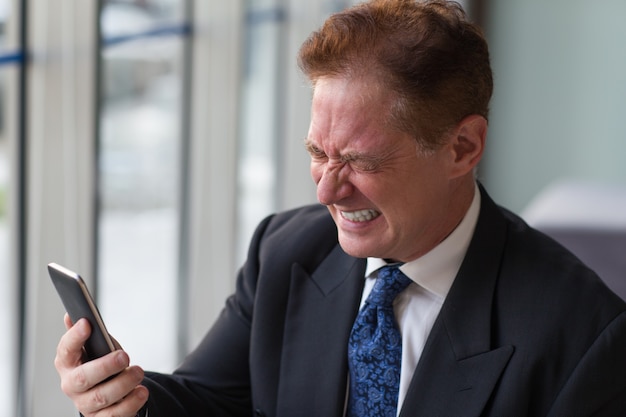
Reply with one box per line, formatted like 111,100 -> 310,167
303,139 -> 320,152
303,138 -> 387,166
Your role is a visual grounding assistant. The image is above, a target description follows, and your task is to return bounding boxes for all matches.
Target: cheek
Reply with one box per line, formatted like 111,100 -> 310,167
370,177 -> 430,217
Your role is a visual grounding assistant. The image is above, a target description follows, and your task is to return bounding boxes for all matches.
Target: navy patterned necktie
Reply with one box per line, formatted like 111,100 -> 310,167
347,265 -> 412,417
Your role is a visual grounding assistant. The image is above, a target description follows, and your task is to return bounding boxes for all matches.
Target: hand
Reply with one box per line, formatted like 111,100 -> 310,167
55,315 -> 149,417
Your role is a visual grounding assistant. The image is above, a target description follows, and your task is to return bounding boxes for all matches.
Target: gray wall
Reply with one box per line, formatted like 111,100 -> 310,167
481,0 -> 626,213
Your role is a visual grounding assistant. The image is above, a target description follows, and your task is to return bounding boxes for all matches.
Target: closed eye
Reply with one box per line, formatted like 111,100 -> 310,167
304,139 -> 385,172
342,154 -> 383,172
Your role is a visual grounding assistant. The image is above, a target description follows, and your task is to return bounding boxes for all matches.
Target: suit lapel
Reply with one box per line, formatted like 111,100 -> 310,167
276,245 -> 366,417
400,187 -> 515,417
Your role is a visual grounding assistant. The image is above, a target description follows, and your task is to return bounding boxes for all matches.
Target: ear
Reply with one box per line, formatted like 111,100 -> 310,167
447,114 -> 487,178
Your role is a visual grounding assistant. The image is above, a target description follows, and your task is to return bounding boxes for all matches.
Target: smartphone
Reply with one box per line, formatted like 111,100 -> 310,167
48,262 -> 116,361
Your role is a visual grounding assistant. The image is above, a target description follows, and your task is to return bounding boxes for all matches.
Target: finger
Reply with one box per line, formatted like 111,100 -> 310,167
64,313 -> 73,330
66,350 -> 131,395
120,385 -> 150,416
102,385 -> 149,417
75,366 -> 146,415
84,385 -> 149,417
56,318 -> 92,371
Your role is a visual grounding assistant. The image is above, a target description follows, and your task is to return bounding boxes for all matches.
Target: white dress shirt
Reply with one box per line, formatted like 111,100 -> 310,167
360,184 -> 481,415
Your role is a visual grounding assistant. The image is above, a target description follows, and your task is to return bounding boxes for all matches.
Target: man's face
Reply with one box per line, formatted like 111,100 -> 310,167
306,76 -> 461,262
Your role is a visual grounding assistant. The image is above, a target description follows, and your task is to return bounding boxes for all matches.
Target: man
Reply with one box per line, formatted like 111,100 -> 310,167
55,1 -> 626,416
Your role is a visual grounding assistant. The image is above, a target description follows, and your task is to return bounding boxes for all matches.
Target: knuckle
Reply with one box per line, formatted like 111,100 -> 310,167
59,365 -> 88,396
72,366 -> 90,391
90,385 -> 109,409
59,378 -> 72,396
55,338 -> 83,369
55,343 -> 70,365
53,355 -> 63,372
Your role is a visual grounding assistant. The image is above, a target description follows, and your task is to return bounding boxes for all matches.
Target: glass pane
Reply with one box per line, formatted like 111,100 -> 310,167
98,0 -> 186,372
236,0 -> 282,264
0,0 -> 17,414
0,71 -> 13,417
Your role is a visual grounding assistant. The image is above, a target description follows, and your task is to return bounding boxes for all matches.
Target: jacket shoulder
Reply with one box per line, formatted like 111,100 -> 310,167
251,204 -> 339,275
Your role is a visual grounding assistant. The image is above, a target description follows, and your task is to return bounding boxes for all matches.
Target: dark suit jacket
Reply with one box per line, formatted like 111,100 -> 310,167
142,187 -> 626,416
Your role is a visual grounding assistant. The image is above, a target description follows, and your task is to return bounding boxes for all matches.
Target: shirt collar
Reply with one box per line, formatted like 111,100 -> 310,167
365,183 -> 481,298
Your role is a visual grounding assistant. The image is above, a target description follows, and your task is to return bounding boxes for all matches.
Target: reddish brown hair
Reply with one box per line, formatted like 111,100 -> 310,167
298,0 -> 493,149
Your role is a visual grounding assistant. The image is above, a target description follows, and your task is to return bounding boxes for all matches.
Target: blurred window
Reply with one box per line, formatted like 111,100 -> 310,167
0,67 -> 12,417
98,0 -> 190,371
236,0 -> 285,263
0,0 -> 19,415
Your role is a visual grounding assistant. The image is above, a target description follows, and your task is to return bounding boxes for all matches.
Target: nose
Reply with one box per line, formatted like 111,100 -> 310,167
315,162 -> 353,205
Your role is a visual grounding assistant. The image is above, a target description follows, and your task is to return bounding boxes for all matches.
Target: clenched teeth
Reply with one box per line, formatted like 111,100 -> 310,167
341,209 -> 380,222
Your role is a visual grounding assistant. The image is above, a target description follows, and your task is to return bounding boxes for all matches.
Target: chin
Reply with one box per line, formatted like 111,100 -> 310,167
337,235 -> 382,259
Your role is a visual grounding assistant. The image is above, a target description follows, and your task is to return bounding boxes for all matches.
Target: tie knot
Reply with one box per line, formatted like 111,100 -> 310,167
367,265 -> 412,308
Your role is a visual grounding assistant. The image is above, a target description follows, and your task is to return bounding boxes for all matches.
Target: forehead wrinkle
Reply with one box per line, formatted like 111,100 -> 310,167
308,76 -> 408,162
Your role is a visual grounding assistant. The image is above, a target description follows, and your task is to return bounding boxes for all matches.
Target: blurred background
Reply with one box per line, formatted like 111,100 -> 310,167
0,0 -> 624,415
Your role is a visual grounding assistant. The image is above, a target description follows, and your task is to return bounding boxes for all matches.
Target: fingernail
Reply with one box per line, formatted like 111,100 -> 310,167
134,367 -> 145,380
137,386 -> 148,401
116,351 -> 129,367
